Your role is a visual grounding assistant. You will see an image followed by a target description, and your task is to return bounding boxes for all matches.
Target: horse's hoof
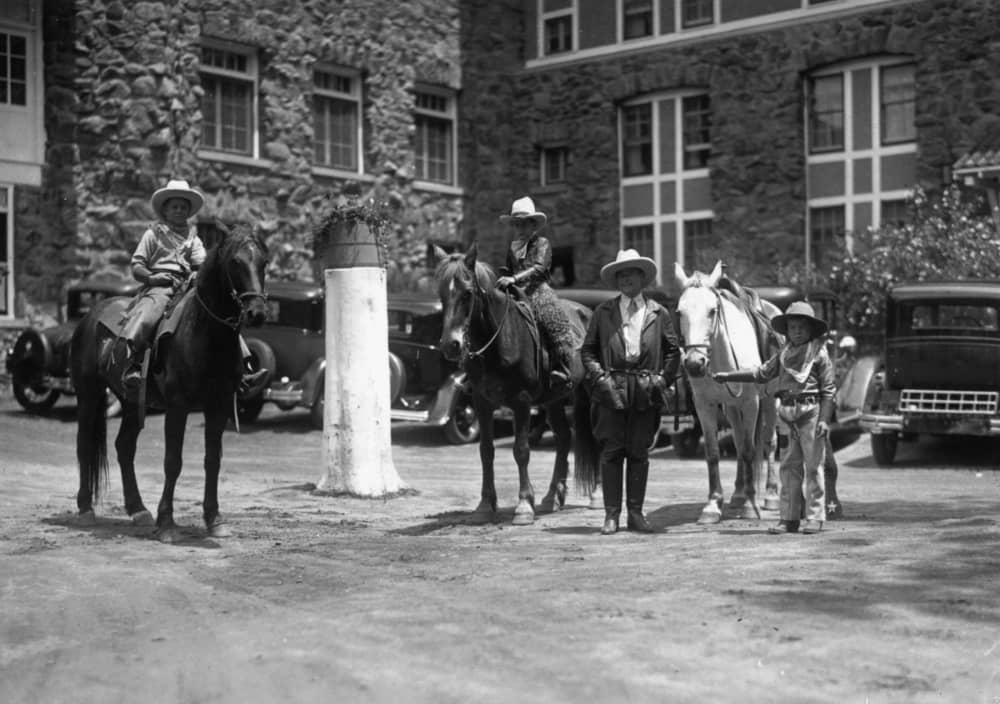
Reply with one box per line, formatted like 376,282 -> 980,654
728,497 -> 746,511
511,511 -> 534,526
469,510 -> 494,525
156,527 -> 183,544
740,504 -> 759,520
539,498 -> 555,513
763,497 -> 780,512
78,510 -> 97,526
696,511 -> 721,525
131,510 -> 154,527
208,522 -> 232,538
588,487 -> 604,510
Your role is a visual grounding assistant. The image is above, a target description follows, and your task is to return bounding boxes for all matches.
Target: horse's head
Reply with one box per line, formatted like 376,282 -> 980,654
430,242 -> 495,363
205,222 -> 269,328
674,260 -> 724,378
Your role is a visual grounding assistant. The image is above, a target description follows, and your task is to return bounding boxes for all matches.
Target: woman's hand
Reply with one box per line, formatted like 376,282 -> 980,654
496,276 -> 516,290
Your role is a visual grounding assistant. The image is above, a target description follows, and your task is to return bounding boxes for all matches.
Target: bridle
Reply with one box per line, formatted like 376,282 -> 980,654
679,286 -> 744,396
463,266 -> 509,359
195,257 -> 268,331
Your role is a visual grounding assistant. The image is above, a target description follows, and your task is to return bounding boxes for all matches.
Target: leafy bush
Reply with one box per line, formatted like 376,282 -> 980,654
829,185 -> 1000,333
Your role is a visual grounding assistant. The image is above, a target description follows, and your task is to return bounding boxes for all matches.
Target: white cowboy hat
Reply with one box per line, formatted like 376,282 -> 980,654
498,196 -> 547,226
151,179 -> 204,218
600,248 -> 658,287
772,300 -> 829,338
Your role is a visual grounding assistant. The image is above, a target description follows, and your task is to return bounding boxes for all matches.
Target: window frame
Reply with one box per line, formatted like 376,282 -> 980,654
541,146 -> 569,186
622,0 -> 654,40
413,85 -> 458,188
681,0 -> 714,29
683,217 -> 713,270
622,102 -> 653,178
199,39 -> 260,161
312,65 -> 364,175
808,73 -> 845,154
880,63 -> 916,146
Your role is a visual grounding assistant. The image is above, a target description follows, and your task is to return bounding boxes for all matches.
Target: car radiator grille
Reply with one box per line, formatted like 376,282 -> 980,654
900,389 -> 999,415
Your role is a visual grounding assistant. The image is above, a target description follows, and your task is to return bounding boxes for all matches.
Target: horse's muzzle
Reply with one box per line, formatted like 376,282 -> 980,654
683,352 -> 709,378
441,339 -> 463,362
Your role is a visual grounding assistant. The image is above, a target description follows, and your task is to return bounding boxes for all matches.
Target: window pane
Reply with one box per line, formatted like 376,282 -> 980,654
881,199 -> 910,227
416,114 -> 452,183
809,205 -> 844,268
682,94 -> 711,170
683,218 -> 712,269
0,31 -> 27,106
622,103 -> 652,177
682,0 -> 713,28
314,95 -> 357,170
624,0 -> 653,39
881,64 -> 915,145
543,147 -> 567,184
201,76 -> 218,149
544,15 -> 572,55
624,224 -> 654,259
809,74 -> 844,152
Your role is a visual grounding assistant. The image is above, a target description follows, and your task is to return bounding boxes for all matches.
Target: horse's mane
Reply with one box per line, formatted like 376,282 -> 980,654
434,253 -> 496,291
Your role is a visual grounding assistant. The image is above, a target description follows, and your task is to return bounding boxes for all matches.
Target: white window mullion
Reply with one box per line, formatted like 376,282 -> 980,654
843,68 -> 855,234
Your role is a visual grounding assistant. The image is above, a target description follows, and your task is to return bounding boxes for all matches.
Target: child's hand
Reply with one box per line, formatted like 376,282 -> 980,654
149,273 -> 175,287
496,276 -> 515,290
815,420 -> 830,438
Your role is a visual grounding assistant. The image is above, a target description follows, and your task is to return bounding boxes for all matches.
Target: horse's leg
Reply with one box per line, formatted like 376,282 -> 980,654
510,400 -> 535,526
155,407 -> 188,543
202,408 -> 231,538
470,395 -> 497,523
727,401 -> 761,520
114,403 -> 154,526
539,402 -> 569,512
694,397 -> 724,524
761,397 -> 781,511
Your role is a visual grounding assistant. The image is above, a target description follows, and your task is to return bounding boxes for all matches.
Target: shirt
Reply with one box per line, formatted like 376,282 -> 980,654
131,222 -> 206,277
618,294 -> 645,361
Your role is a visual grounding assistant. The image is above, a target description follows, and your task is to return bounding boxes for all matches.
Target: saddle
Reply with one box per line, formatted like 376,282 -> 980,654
718,275 -> 780,362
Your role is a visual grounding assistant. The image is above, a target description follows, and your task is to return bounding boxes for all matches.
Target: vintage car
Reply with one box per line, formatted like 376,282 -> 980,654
860,280 -> 1000,465
238,282 -> 482,443
4,275 -> 139,416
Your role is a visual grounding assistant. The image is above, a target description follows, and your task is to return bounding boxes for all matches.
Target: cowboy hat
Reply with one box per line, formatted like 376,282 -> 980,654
499,196 -> 547,226
600,248 -> 658,287
772,300 -> 829,338
151,179 -> 204,218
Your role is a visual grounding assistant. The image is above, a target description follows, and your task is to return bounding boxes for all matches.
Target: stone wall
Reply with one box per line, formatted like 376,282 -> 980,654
460,0 -> 1000,291
17,0 -> 467,313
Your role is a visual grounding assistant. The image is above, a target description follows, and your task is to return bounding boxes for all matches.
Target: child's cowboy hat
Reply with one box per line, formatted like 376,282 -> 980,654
499,196 -> 547,226
600,248 -> 658,287
151,179 -> 204,217
771,300 -> 829,338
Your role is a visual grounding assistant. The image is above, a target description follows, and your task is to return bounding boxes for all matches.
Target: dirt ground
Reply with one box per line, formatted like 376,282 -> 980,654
1,392 -> 999,704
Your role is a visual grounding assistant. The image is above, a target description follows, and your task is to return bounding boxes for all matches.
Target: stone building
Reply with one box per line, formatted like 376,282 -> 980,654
1,0 -> 998,323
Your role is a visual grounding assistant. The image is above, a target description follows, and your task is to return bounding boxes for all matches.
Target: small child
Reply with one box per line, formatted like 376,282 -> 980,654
712,301 -> 836,534
118,179 -> 267,395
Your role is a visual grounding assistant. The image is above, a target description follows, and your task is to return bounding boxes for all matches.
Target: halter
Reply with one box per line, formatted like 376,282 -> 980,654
195,263 -> 268,331
464,267 -> 509,358
680,286 -> 744,396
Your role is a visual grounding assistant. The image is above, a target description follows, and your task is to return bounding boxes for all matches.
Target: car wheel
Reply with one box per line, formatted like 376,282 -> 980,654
870,433 -> 898,466
443,392 -> 480,444
671,428 -> 701,458
239,338 -> 275,402
12,373 -> 60,414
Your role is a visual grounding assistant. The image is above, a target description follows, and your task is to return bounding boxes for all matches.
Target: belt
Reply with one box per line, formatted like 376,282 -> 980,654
779,394 -> 817,406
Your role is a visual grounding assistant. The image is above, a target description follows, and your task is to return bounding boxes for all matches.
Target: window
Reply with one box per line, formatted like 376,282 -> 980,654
806,59 -> 917,242
544,13 -> 573,55
809,205 -> 844,269
808,74 -> 844,153
620,92 -> 713,281
624,224 -> 654,259
622,103 -> 652,177
414,88 -> 456,185
0,32 -> 27,106
881,64 -> 915,145
541,147 -> 568,186
681,0 -> 713,28
200,43 -> 257,157
624,0 -> 653,40
313,68 -> 362,172
683,218 -> 713,269
682,94 -> 711,170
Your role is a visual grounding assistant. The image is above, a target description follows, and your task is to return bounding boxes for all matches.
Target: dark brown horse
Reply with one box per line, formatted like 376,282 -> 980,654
70,224 -> 268,542
432,243 -> 591,525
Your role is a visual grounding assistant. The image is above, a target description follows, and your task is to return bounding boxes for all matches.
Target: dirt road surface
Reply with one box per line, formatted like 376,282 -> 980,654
1,394 -> 998,703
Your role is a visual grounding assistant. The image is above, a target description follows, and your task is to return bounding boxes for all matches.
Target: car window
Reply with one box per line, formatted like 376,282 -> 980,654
902,302 -> 999,333
265,299 -> 323,332
69,291 -> 107,320
389,310 -> 441,345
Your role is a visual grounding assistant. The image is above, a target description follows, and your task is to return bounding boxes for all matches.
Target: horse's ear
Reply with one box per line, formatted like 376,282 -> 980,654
428,243 -> 449,267
706,260 -> 724,287
464,241 -> 479,269
673,261 -> 689,289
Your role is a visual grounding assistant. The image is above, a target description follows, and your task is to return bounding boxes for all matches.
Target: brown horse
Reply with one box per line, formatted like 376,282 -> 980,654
70,224 -> 268,542
432,243 -> 591,525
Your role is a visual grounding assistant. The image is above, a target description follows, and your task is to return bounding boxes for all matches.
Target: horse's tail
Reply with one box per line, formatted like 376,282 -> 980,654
573,385 -> 600,495
71,320 -> 109,505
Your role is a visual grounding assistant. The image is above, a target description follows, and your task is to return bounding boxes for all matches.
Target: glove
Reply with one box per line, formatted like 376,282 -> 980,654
149,273 -> 176,287
594,373 -> 626,410
496,276 -> 515,290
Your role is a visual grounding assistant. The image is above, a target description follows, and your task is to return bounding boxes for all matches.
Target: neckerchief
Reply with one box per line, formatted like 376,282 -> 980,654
779,338 -> 823,384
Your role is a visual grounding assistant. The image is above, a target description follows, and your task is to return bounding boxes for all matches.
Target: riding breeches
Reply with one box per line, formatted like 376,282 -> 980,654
118,285 -> 173,351
529,283 -> 576,363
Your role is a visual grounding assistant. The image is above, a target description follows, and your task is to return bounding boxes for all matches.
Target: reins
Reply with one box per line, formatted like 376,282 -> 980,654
680,287 -> 744,397
194,261 -> 268,331
465,269 -> 509,358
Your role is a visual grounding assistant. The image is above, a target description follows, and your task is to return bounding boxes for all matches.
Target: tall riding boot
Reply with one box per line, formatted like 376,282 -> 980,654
121,340 -> 145,393
626,459 -> 654,533
548,345 -> 572,391
600,459 -> 624,535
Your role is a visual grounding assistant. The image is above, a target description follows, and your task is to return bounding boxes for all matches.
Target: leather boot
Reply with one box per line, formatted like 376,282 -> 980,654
600,458 -> 624,535
626,459 -> 654,533
121,341 -> 144,392
548,347 -> 572,391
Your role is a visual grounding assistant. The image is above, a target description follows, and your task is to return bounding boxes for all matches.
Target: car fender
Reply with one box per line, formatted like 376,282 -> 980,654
835,354 -> 880,429
298,356 -> 327,410
8,328 -> 53,376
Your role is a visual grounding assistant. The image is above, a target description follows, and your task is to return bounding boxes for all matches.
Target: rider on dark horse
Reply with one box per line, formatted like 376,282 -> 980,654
495,196 -> 576,392
117,179 -> 267,400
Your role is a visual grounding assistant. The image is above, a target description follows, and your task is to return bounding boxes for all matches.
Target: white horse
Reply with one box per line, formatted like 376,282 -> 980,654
674,261 -> 781,524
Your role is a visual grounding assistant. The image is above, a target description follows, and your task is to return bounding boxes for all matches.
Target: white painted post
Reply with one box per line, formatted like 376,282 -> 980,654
314,219 -> 405,496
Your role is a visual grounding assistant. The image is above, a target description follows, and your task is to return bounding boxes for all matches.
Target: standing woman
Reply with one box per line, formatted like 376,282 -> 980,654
581,249 -> 680,535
